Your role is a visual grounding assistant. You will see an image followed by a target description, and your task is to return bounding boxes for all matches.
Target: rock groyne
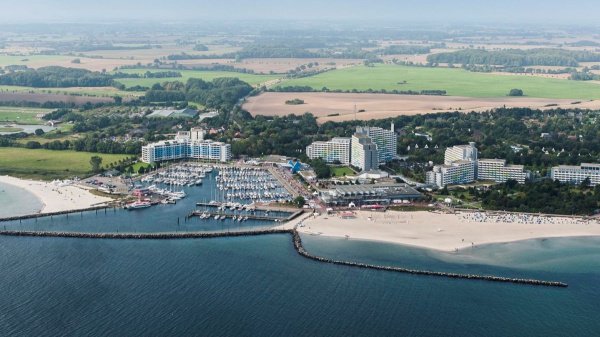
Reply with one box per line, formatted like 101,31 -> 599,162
0,228 -> 568,288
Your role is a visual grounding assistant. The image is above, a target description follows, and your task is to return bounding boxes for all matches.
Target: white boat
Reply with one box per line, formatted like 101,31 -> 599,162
125,200 -> 151,210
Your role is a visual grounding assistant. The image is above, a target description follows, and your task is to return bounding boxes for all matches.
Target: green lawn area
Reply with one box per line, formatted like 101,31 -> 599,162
277,64 -> 600,100
114,69 -> 281,88
128,161 -> 155,173
0,106 -> 54,125
0,148 -> 131,180
331,166 -> 355,177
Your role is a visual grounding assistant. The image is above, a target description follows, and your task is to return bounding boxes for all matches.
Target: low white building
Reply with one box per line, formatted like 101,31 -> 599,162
551,163 -> 600,186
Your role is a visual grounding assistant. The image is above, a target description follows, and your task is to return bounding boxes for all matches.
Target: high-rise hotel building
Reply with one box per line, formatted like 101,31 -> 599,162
355,123 -> 397,163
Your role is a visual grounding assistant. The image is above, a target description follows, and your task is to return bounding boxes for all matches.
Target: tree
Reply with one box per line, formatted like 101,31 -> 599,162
508,88 -> 524,96
293,196 -> 306,208
90,156 -> 103,173
34,128 -> 45,136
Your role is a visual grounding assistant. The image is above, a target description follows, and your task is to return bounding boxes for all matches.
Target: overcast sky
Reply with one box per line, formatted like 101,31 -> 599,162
1,0 -> 599,25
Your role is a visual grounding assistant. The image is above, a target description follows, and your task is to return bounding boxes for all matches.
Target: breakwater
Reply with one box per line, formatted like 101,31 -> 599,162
290,231 -> 568,288
0,228 -> 568,288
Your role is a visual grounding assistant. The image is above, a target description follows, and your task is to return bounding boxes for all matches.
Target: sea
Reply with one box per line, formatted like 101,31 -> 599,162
0,173 -> 599,336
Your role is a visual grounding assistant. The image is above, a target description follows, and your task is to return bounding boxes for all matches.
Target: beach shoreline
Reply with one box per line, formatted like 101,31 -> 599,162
0,175 -> 113,215
296,210 -> 600,252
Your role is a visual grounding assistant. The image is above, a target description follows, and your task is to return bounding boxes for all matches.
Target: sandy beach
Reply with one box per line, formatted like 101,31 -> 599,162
297,210 -> 600,252
0,175 -> 113,215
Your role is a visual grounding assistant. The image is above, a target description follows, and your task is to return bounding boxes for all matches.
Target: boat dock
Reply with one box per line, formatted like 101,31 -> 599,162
188,204 -> 303,222
188,211 -> 284,222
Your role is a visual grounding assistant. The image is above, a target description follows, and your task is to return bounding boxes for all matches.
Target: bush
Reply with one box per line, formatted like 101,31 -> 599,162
508,88 -> 524,96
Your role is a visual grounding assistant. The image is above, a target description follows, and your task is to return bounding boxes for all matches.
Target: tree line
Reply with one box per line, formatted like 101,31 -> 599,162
427,48 -> 600,67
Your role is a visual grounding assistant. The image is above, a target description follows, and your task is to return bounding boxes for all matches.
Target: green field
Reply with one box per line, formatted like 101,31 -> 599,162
0,54 -> 73,68
0,106 -> 54,124
277,64 -> 600,99
0,148 -> 131,179
0,85 -> 141,98
331,166 -> 356,177
114,69 -> 280,88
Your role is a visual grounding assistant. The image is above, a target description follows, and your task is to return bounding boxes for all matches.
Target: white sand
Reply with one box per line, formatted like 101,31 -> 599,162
298,210 -> 600,252
0,175 -> 112,214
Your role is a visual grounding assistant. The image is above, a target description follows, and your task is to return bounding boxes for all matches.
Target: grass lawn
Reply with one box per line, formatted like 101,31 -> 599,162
0,106 -> 54,125
0,148 -> 131,180
276,64 -> 600,100
128,161 -> 155,173
114,69 -> 281,88
331,166 -> 355,177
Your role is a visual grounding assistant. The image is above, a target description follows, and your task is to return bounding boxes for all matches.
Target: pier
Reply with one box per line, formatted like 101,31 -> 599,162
187,210 -> 303,222
0,206 -> 110,222
0,228 -> 568,288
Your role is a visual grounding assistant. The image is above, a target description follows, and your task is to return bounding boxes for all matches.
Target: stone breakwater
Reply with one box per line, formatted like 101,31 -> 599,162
0,229 -> 568,288
290,231 -> 568,288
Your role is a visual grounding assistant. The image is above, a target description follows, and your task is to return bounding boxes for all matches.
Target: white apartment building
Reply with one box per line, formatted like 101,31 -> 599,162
426,160 -> 476,188
355,123 -> 397,163
551,163 -> 600,186
477,159 -> 529,184
141,128 -> 231,163
351,134 -> 379,171
444,142 -> 478,165
306,137 -> 351,165
427,143 -> 531,188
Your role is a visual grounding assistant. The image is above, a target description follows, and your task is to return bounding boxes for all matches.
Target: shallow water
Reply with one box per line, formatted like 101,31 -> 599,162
0,182 -> 43,217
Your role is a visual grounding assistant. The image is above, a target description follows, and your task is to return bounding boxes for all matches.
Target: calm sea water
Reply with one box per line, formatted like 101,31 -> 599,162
1,173 -> 599,336
0,182 -> 43,217
0,235 -> 599,336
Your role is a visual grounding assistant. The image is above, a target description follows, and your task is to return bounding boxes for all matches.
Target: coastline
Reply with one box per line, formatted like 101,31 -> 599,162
297,210 -> 600,252
0,175 -> 113,215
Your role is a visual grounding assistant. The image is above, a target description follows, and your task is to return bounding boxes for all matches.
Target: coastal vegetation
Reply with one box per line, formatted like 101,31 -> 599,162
480,179 -> 600,215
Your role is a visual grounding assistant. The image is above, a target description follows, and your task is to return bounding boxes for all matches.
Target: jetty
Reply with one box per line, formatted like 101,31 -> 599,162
0,227 -> 568,288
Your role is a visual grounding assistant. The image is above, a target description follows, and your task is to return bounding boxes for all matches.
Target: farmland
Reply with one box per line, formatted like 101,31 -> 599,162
243,92 -> 600,123
0,85 -> 140,97
276,64 -> 600,100
0,106 -> 54,124
0,148 -> 131,179
114,69 -> 281,88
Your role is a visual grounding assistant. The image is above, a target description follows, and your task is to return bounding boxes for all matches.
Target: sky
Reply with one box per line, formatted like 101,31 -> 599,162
1,0 -> 599,25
